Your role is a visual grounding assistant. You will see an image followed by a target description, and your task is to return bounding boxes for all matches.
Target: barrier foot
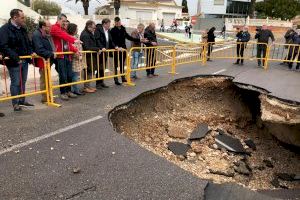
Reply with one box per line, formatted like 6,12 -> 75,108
126,82 -> 136,87
168,72 -> 179,75
47,102 -> 62,108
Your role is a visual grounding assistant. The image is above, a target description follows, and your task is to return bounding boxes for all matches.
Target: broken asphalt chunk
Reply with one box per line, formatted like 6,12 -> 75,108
189,123 -> 209,140
215,133 -> 246,154
244,139 -> 256,150
167,142 -> 190,157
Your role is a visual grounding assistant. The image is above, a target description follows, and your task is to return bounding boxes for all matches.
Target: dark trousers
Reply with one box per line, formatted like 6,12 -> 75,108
288,46 -> 300,69
114,51 -> 127,81
146,48 -> 156,75
96,53 -> 107,85
236,43 -> 246,64
55,58 -> 73,94
7,61 -> 28,105
207,44 -> 213,60
257,44 -> 267,66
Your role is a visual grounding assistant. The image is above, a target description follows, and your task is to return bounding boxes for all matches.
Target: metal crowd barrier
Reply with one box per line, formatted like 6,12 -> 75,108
0,55 -> 50,104
127,46 -> 175,85
1,42 -> 300,108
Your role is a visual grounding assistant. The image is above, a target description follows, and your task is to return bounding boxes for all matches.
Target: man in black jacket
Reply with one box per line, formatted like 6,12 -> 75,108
0,52 -> 4,117
255,25 -> 275,67
94,18 -> 117,89
0,9 -> 36,111
80,20 -> 100,92
144,23 -> 158,77
234,26 -> 251,65
110,17 -> 141,85
32,20 -> 56,103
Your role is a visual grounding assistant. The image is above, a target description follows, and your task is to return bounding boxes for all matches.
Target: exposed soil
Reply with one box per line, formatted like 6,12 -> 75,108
110,77 -> 300,190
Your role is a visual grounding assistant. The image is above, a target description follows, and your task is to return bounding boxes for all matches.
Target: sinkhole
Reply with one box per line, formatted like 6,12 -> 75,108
109,76 -> 300,190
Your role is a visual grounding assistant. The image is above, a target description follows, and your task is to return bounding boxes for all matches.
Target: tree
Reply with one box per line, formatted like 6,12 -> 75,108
182,0 -> 189,13
67,0 -> 90,15
114,0 -> 121,15
33,0 -> 62,16
24,0 -> 30,7
255,0 -> 300,20
249,0 -> 256,18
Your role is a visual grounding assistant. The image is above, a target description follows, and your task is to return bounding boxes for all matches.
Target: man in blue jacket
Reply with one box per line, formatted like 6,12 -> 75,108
32,20 -> 56,103
0,9 -> 36,111
234,26 -> 251,65
288,31 -> 300,70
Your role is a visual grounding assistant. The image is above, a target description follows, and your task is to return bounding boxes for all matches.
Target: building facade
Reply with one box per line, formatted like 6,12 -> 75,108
100,0 -> 182,27
197,0 -> 258,18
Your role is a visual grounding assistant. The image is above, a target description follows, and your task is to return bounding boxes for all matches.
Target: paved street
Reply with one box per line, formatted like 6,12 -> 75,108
0,55 -> 300,199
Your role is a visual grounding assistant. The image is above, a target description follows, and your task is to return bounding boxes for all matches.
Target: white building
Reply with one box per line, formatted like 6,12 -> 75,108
0,0 -> 40,25
99,0 -> 183,27
197,0 -> 263,18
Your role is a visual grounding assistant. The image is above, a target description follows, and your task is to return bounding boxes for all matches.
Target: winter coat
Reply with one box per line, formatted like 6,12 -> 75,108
144,26 -> 157,47
236,31 -> 251,43
0,19 -> 33,67
50,22 -> 78,59
32,28 -> 55,69
110,25 -> 139,49
131,29 -> 144,52
207,31 -> 216,43
255,29 -> 275,43
94,24 -> 115,50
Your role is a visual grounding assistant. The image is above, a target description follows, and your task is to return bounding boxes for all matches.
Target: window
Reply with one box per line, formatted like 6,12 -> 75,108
214,0 -> 225,5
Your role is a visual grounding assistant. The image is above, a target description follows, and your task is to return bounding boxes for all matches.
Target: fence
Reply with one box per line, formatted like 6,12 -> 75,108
0,42 -> 299,107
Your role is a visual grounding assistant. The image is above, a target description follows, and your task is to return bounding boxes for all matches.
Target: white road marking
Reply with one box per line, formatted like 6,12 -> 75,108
212,69 -> 227,75
0,115 -> 103,156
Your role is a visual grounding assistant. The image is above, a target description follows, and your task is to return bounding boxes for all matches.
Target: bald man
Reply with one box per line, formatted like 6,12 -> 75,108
32,20 -> 56,103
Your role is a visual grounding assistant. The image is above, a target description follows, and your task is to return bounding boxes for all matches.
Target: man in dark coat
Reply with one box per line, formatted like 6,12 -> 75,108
0,52 -> 4,117
94,18 -> 117,88
255,25 -> 275,67
110,17 -> 141,85
207,27 -> 216,61
234,26 -> 251,65
144,23 -> 158,77
32,20 -> 56,103
80,20 -> 100,93
287,31 -> 300,70
0,9 -> 36,111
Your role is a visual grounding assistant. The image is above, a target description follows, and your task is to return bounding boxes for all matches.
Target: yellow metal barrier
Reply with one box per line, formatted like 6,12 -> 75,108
47,49 -> 128,107
175,43 -> 204,66
127,46 -> 174,85
267,43 -> 300,67
1,42 -> 300,108
205,41 -> 270,68
0,55 -> 50,105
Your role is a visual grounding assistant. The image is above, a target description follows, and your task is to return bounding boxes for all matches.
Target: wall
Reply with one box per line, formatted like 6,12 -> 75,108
200,0 -> 227,16
0,0 -> 18,20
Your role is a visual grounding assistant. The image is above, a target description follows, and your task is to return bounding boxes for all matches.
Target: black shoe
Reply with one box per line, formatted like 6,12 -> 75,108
115,81 -> 122,86
233,62 -> 239,65
0,112 -> 4,117
296,65 -> 299,70
121,78 -> 127,83
13,104 -> 22,112
19,102 -> 34,107
74,91 -> 85,96
100,83 -> 109,88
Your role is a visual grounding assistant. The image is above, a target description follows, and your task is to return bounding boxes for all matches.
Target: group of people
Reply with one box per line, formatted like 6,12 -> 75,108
202,24 -> 300,69
0,9 -> 158,113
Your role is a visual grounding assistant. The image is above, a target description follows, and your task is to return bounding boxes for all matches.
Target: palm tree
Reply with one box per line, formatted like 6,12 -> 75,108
67,0 -> 90,15
249,0 -> 256,18
114,0 -> 121,15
